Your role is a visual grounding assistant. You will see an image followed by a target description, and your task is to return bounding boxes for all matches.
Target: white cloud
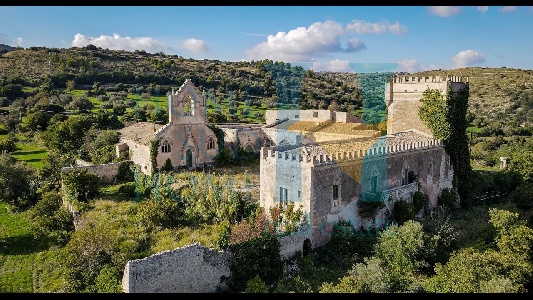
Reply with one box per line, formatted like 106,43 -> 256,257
498,6 -> 517,13
180,38 -> 209,54
311,59 -> 354,72
345,38 -> 366,52
395,59 -> 439,73
427,6 -> 463,17
71,33 -> 163,53
345,20 -> 408,35
0,33 -> 23,47
451,50 -> 486,68
476,6 -> 489,14
245,20 -> 357,62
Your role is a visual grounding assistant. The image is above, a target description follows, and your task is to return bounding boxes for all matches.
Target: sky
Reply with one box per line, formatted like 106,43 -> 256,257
1,5 -> 533,73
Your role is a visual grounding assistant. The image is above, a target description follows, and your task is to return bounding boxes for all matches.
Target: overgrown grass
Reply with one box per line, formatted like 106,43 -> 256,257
0,133 -> 48,169
0,201 -> 53,292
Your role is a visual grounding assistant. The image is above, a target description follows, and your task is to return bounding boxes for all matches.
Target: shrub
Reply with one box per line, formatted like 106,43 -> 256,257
136,197 -> 183,230
390,200 -> 416,226
508,182 -> 533,210
438,188 -> 459,210
62,168 -> 100,203
412,191 -> 429,212
160,158 -> 174,172
31,191 -> 75,245
224,234 -> 283,293
245,275 -> 269,293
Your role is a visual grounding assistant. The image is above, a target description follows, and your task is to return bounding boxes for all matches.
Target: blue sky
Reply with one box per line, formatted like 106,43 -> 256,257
1,6 -> 533,73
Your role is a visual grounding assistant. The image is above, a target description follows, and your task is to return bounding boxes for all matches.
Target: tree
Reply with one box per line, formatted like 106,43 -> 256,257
39,150 -> 74,192
0,153 -> 38,209
31,191 -> 74,245
66,95 -> 94,113
25,110 -> 52,131
422,209 -> 533,293
66,80 -> 76,92
41,115 -> 94,154
62,168 -> 100,203
81,129 -> 120,164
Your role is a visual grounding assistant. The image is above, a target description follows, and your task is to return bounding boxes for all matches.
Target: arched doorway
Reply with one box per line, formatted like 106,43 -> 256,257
186,148 -> 193,168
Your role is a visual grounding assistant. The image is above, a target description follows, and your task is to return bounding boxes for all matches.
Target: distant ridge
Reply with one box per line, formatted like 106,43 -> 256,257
0,43 -> 17,52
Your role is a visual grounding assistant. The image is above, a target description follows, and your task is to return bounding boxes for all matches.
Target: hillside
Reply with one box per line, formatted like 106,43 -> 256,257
2,46 -> 533,130
0,46 -> 362,114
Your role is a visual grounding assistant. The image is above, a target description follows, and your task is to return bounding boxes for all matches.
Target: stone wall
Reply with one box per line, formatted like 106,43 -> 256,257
121,236 -> 309,293
61,161 -> 130,184
122,243 -> 233,293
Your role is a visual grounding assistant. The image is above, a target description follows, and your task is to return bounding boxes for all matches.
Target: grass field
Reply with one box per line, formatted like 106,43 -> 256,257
0,132 -> 48,169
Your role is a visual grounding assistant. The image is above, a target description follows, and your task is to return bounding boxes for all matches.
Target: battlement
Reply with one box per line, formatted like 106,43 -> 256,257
389,75 -> 468,84
261,138 -> 444,167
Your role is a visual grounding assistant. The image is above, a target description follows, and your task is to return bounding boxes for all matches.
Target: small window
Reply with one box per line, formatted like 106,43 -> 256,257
298,190 -> 301,199
371,176 -> 378,193
295,114 -> 299,119
161,143 -> 171,153
207,137 -> 216,150
332,184 -> 339,200
428,162 -> 433,175
279,187 -> 288,203
292,153 -> 296,161
313,111 -> 318,118
402,168 -> 409,185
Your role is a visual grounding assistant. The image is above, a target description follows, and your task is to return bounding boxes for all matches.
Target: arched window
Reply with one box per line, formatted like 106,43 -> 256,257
207,137 -> 216,150
161,142 -> 171,153
183,94 -> 194,116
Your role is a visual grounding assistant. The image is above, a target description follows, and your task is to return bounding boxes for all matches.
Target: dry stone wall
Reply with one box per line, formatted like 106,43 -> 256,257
122,243 -> 233,293
121,236 -> 308,293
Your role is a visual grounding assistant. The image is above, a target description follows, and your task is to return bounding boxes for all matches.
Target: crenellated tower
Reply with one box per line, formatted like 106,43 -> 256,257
385,75 -> 469,137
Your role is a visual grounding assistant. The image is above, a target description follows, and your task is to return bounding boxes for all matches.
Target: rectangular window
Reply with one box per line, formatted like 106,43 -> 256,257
298,190 -> 301,199
371,176 -> 378,193
332,184 -> 339,200
295,115 -> 299,119
279,187 -> 288,202
313,111 -> 318,118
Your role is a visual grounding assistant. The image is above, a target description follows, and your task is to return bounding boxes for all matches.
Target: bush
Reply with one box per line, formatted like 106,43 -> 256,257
0,153 -> 39,209
412,191 -> 429,212
245,275 -> 268,293
438,188 -> 459,210
116,161 -> 134,182
390,200 -> 416,226
160,158 -> 174,172
62,168 -> 100,203
508,182 -> 533,210
224,234 -> 283,293
31,191 -> 74,245
0,132 -> 16,152
136,198 -> 184,230
117,182 -> 137,198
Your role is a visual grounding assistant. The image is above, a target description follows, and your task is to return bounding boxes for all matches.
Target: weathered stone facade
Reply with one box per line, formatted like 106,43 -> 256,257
259,75 -> 468,249
385,75 -> 468,135
117,80 -> 269,174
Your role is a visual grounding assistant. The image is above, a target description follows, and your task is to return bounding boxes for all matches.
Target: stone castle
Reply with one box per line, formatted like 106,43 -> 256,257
116,75 -> 469,249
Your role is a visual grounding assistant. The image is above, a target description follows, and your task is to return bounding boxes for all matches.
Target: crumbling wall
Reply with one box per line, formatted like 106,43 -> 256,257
122,243 -> 232,293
